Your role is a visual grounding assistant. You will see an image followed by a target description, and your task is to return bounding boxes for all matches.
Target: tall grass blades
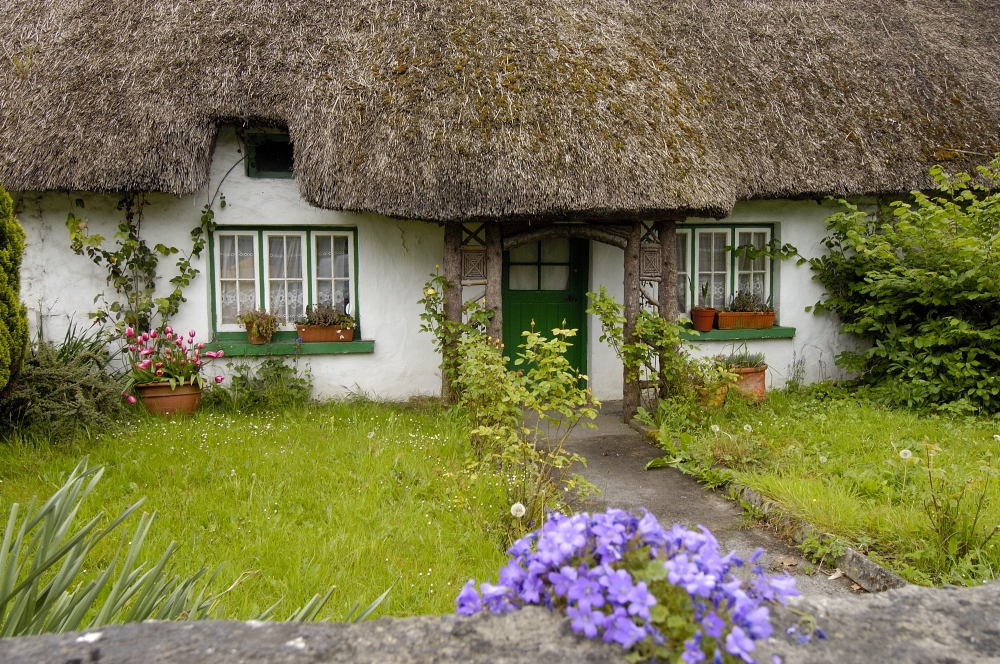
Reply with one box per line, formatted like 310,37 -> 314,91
0,459 -> 221,636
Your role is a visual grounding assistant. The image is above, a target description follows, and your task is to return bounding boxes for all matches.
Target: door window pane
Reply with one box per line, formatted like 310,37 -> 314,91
540,265 -> 569,290
509,265 -> 538,291
540,238 -> 570,263
509,243 -> 538,263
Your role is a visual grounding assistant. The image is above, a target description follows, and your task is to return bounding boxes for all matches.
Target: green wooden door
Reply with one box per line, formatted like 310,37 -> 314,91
502,238 -> 588,374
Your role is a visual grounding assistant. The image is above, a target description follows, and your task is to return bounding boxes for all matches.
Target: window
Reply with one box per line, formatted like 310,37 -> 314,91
212,227 -> 357,334
675,225 -> 773,312
508,238 -> 571,291
245,132 -> 294,178
696,230 -> 729,309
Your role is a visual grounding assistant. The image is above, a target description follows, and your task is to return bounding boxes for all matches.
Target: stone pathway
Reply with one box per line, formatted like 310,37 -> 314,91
564,401 -> 855,596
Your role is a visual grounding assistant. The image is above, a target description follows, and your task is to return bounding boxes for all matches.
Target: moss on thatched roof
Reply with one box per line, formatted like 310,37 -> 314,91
1,1 -> 998,221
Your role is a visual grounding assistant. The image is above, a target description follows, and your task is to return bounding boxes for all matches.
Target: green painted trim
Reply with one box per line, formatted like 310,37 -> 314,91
206,339 -> 374,357
352,227 -> 361,337
257,230 -> 265,313
680,326 -> 795,341
208,231 -> 218,340
305,230 -> 313,306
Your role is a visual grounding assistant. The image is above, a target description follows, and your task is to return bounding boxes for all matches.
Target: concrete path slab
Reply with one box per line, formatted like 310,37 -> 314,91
565,401 -> 855,596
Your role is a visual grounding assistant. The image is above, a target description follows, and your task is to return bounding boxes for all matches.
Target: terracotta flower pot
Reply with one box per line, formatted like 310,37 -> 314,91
135,382 -> 202,416
295,324 -> 355,342
690,308 -> 717,332
695,383 -> 729,407
732,365 -> 768,403
244,323 -> 270,345
716,312 -> 776,330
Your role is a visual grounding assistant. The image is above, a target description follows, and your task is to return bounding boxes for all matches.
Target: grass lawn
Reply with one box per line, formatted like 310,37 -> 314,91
670,387 -> 1000,585
0,399 -> 509,620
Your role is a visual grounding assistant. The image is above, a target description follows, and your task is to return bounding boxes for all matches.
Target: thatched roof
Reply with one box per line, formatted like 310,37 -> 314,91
1,1 -> 998,221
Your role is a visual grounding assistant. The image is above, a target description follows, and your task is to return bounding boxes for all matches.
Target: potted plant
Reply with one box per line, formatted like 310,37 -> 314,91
123,326 -> 225,416
296,304 -> 356,342
716,290 -> 775,330
237,308 -> 278,345
719,346 -> 767,402
690,281 -> 717,332
691,356 -> 737,406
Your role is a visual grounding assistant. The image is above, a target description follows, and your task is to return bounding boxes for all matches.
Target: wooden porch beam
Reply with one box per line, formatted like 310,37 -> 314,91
485,223 -> 503,342
622,220 -> 642,421
657,218 -> 679,399
503,225 -> 627,251
441,222 -> 463,405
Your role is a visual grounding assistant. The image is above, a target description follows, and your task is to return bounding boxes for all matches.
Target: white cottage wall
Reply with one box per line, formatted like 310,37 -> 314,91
15,127 -> 446,399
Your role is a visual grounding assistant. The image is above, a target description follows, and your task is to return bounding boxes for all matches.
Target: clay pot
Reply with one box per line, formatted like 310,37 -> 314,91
733,365 -> 768,403
695,383 -> 729,407
245,323 -> 270,345
295,324 -> 355,342
690,308 -> 717,332
715,312 -> 776,330
135,382 -> 202,416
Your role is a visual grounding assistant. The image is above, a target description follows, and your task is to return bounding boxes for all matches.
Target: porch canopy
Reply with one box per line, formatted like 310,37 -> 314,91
1,0 -> 998,221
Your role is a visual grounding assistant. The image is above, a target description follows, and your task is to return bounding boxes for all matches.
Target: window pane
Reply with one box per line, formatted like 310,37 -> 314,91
697,274 -> 711,307
698,234 -> 713,270
753,273 -> 765,296
238,280 -> 256,315
286,236 -> 303,279
269,237 -> 285,279
237,236 -> 255,279
287,280 -> 304,320
713,232 -> 727,272
738,273 -> 751,294
509,242 -> 538,263
540,238 -> 570,263
509,265 -> 538,290
334,280 -> 350,312
221,281 -> 238,324
269,281 -> 285,320
677,274 -> 687,312
316,236 -> 333,279
317,279 -> 333,307
220,236 -> 236,279
334,236 -> 350,279
540,265 -> 569,290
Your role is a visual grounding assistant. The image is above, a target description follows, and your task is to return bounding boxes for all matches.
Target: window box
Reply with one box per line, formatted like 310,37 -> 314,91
715,312 -> 775,330
295,324 -> 355,343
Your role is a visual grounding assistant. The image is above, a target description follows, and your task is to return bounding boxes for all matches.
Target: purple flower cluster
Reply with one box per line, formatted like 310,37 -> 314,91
456,508 -> 799,664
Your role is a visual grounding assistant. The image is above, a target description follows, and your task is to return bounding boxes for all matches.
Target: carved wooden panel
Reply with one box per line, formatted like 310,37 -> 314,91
640,244 -> 661,281
461,246 -> 487,285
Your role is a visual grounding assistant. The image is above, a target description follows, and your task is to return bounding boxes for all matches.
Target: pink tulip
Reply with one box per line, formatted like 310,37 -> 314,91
140,348 -> 154,356
166,332 -> 173,341
175,338 -> 182,346
150,330 -> 157,339
164,326 -> 173,335
198,343 -> 205,349
180,360 -> 186,365
156,369 -> 164,376
188,330 -> 196,338
214,375 -> 224,384
128,344 -> 136,352
126,327 -> 134,338
141,332 -> 149,341
155,362 -> 163,368
195,360 -> 203,367
121,391 -> 128,398
217,350 -> 225,358
127,395 -> 137,404
204,351 -> 219,358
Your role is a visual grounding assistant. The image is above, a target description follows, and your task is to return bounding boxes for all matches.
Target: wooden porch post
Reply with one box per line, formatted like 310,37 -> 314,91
657,218 -> 679,399
442,222 -> 463,405
485,223 -> 503,342
623,220 -> 642,421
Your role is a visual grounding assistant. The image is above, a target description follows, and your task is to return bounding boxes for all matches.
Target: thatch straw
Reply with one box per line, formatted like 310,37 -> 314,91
0,1 -> 997,221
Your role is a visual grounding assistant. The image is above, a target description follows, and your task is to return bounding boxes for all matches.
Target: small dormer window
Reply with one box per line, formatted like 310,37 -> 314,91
245,131 -> 294,178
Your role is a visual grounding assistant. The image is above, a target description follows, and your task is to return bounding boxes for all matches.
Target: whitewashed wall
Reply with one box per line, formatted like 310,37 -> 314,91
14,127 -> 858,402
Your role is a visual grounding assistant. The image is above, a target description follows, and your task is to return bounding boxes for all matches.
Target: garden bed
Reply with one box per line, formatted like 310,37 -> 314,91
661,388 -> 1000,586
0,400 -> 508,619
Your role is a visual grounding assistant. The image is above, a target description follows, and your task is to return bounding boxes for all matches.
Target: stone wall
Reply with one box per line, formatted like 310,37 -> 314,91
2,582 -> 997,664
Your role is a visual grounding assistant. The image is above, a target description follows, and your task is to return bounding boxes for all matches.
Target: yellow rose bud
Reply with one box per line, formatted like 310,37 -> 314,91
426,288 -> 435,296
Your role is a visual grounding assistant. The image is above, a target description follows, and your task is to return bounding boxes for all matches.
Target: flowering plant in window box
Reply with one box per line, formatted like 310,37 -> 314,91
716,291 -> 775,330
123,326 -> 224,415
295,303 -> 356,342
236,308 -> 278,345
457,508 -> 799,663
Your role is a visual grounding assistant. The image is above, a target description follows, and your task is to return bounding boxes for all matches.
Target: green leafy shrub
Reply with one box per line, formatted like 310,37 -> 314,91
0,186 -> 28,393
810,157 -> 1000,412
203,358 -> 313,412
0,325 -> 125,439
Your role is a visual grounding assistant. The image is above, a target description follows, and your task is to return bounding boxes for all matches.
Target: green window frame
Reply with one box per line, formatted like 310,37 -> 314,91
245,131 -> 294,179
208,225 -> 369,354
678,223 -> 775,312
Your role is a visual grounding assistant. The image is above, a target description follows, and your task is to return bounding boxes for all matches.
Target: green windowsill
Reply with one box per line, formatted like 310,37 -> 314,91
206,334 -> 374,357
680,326 -> 796,341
